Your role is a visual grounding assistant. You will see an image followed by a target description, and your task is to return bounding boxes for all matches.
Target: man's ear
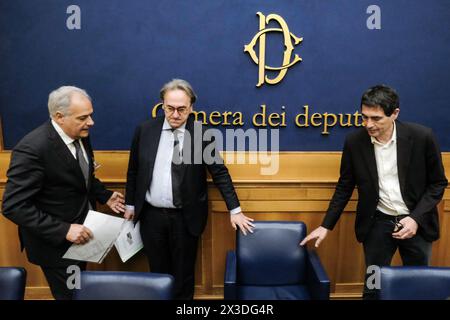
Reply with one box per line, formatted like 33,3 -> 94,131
392,108 -> 400,120
53,112 -> 65,125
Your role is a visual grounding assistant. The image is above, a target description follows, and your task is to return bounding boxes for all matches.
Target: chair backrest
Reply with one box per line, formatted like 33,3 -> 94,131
236,221 -> 307,285
380,266 -> 450,300
0,267 -> 27,300
73,271 -> 174,300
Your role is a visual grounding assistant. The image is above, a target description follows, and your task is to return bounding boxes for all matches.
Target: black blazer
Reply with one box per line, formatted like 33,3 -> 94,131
2,121 -> 112,267
322,121 -> 447,242
125,115 -> 240,237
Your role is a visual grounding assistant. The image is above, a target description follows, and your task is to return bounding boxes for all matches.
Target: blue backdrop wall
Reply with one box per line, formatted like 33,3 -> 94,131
1,0 -> 449,151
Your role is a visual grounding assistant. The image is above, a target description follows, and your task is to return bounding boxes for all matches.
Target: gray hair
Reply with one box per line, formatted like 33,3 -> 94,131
48,86 -> 91,117
160,79 -> 197,104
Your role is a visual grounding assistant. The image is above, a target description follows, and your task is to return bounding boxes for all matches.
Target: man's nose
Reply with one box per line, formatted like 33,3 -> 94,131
87,116 -> 94,126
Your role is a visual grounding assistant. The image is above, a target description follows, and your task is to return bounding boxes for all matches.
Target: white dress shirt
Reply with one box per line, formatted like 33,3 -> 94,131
145,119 -> 186,208
126,119 -> 241,214
51,119 -> 89,164
372,122 -> 410,216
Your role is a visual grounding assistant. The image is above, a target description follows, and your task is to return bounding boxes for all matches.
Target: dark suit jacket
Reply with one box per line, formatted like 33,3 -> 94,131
2,121 -> 112,267
125,115 -> 240,237
322,121 -> 448,243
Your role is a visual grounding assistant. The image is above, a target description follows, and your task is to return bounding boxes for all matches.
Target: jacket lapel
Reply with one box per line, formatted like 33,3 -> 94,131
47,121 -> 87,190
361,132 -> 379,194
396,121 -> 412,197
146,117 -> 165,171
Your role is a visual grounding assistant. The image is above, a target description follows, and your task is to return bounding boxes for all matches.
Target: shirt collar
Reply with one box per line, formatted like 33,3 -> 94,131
162,118 -> 186,133
371,121 -> 397,146
51,119 -> 76,146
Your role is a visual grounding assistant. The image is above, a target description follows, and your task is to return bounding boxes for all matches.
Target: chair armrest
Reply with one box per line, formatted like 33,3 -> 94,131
224,250 -> 237,300
306,249 -> 330,300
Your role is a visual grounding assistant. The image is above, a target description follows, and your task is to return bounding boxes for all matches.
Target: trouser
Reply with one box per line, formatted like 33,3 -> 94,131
139,203 -> 199,300
362,210 -> 432,300
41,262 -> 86,300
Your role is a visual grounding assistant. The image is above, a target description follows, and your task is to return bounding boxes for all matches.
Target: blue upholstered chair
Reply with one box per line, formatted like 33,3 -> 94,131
73,271 -> 174,300
224,221 -> 330,300
0,267 -> 27,300
379,266 -> 450,300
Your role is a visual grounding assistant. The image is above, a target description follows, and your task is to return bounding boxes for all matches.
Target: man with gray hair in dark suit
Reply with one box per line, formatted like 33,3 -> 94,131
2,86 -> 125,299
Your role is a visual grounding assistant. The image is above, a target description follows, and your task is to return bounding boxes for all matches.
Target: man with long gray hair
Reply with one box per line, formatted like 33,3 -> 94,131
2,86 -> 125,299
124,79 -> 254,299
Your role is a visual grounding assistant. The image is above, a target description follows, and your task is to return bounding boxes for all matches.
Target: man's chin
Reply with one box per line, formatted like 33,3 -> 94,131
169,121 -> 183,128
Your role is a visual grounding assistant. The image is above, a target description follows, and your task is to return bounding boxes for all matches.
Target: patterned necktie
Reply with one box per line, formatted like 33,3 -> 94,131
73,139 -> 89,187
171,129 -> 183,208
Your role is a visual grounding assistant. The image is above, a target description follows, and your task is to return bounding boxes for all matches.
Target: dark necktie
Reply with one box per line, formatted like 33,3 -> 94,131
73,139 -> 89,187
171,129 -> 183,208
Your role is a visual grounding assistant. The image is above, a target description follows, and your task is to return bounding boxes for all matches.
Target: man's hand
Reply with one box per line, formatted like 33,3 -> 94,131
66,224 -> 93,244
230,212 -> 255,236
300,226 -> 329,248
106,191 -> 125,213
124,208 -> 135,221
392,216 -> 418,239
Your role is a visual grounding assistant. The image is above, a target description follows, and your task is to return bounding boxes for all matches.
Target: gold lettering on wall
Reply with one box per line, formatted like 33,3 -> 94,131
151,103 -> 362,133
244,12 -> 303,87
295,105 -> 363,134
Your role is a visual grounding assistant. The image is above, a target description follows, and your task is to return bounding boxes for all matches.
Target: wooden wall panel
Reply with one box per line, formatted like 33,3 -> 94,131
1,151 -> 449,299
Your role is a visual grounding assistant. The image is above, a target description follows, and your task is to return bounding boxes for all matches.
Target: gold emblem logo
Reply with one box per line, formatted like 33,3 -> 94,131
244,12 -> 303,87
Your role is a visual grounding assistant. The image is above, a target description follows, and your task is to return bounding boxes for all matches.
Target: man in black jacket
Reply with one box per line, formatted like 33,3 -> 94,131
2,86 -> 125,299
301,84 -> 447,299
124,79 -> 254,299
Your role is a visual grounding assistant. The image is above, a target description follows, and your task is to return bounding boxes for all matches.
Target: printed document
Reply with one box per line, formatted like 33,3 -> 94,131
63,210 -> 125,263
114,221 -> 143,262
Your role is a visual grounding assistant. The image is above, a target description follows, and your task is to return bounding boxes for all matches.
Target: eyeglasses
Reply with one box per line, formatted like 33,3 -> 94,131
163,106 -> 190,115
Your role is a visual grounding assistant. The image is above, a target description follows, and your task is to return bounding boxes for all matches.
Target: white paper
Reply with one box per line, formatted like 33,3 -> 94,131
63,210 -> 125,263
114,221 -> 143,262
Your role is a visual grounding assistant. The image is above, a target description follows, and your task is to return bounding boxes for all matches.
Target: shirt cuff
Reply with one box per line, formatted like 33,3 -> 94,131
230,207 -> 242,215
125,205 -> 135,211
